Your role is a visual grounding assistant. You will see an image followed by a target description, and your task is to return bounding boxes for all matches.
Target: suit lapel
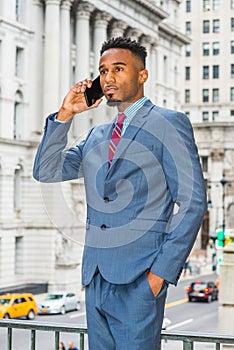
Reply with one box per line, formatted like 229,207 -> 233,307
107,101 -> 154,174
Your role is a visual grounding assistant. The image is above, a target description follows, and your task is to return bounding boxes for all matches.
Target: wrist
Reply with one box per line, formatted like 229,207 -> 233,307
57,107 -> 74,122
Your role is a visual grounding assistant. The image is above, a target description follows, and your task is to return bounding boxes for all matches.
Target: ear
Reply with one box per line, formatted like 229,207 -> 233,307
139,69 -> 148,84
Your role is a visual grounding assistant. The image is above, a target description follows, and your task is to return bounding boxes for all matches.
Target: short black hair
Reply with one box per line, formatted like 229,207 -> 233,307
100,37 -> 147,68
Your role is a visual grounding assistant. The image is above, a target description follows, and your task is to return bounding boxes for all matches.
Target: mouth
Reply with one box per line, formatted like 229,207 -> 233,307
104,86 -> 118,95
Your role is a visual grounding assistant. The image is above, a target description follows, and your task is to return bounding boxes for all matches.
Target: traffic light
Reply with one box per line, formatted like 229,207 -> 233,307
216,229 -> 225,247
216,229 -> 232,247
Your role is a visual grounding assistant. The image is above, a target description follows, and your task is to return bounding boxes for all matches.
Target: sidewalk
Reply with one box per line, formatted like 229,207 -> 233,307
180,248 -> 216,282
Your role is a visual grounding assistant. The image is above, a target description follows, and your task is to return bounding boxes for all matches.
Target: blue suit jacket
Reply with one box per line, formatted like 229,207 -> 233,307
33,100 -> 207,286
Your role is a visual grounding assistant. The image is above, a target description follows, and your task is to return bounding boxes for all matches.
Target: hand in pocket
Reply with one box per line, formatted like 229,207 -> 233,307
146,271 -> 164,298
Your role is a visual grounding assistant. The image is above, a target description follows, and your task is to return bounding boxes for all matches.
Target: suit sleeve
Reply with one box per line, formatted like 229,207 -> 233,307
33,114 -> 89,183
150,112 -> 207,285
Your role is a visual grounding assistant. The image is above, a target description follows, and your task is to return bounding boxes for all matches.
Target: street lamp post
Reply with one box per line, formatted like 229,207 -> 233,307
220,174 -> 228,242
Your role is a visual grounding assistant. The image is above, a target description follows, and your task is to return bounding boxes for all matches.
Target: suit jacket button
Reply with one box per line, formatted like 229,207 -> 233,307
101,224 -> 107,230
104,197 -> 109,203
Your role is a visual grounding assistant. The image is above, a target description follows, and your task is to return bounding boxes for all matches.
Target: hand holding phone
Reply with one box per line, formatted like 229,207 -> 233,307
84,76 -> 104,107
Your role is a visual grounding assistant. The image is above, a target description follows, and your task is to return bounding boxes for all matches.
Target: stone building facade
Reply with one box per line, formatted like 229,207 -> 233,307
179,0 -> 234,248
0,0 -> 189,293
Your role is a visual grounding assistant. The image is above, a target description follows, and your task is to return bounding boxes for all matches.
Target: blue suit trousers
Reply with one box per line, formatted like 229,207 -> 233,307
85,271 -> 168,349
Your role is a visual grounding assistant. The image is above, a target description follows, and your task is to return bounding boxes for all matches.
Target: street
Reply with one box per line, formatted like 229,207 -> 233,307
0,273 -> 219,349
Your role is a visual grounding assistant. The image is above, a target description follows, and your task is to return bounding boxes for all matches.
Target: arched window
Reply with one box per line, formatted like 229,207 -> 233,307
14,164 -> 23,213
14,90 -> 23,139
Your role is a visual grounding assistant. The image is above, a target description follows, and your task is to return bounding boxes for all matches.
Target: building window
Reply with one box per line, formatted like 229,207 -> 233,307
186,21 -> 191,35
203,0 -> 210,11
232,0 -> 234,9
231,18 -> 234,31
15,236 -> 23,274
185,66 -> 190,80
231,110 -> 234,116
15,0 -> 24,22
185,89 -> 190,103
231,64 -> 234,77
231,87 -> 234,101
174,66 -> 178,86
202,111 -> 209,121
213,19 -> 220,33
231,41 -> 234,53
201,156 -> 208,172
203,89 -> 209,102
185,111 -> 190,118
14,91 -> 23,139
203,42 -> 210,55
212,88 -> 219,102
186,0 -> 191,12
212,111 -> 219,120
14,164 -> 22,211
213,0 -> 219,10
15,0 -> 20,21
15,47 -> 24,78
213,42 -> 220,55
213,65 -> 219,79
185,44 -> 191,57
203,20 -> 210,33
163,55 -> 167,84
203,66 -> 209,79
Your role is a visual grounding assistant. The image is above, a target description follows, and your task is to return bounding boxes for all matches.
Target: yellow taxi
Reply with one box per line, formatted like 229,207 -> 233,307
0,293 -> 38,319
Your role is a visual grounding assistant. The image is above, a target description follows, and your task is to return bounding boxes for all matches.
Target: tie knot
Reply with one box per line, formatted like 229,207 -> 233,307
116,113 -> 126,125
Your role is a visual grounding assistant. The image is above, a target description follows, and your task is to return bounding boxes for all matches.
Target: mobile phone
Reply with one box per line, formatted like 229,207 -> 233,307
84,76 -> 104,107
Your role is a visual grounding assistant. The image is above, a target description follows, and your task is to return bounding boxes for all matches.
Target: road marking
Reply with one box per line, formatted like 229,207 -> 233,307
167,318 -> 194,330
165,298 -> 188,309
70,311 -> 86,319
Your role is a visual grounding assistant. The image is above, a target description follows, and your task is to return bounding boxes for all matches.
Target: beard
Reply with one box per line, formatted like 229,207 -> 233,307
106,95 -> 123,108
106,100 -> 122,107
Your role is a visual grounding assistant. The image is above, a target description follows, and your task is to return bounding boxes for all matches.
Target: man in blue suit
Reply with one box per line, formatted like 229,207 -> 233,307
33,37 -> 207,349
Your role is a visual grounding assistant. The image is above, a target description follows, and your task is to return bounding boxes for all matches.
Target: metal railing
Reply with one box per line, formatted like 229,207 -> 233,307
0,319 -> 234,349
160,330 -> 234,349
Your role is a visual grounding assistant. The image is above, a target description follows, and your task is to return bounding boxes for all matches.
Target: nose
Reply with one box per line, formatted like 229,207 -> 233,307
104,71 -> 115,84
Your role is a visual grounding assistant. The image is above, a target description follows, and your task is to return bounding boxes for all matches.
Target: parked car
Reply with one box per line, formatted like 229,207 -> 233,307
186,281 -> 219,302
37,291 -> 81,315
0,293 -> 38,319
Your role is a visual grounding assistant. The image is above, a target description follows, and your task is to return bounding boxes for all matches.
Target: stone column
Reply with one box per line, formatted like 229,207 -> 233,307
29,0 -> 44,134
60,0 -> 73,101
93,11 -> 112,76
43,0 -> 61,116
150,42 -> 158,103
126,28 -> 141,42
73,1 -> 94,138
110,20 -> 127,38
141,35 -> 153,99
75,1 -> 94,81
218,241 -> 234,348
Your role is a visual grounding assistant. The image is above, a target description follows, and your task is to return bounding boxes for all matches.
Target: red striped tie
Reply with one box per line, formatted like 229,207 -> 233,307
108,113 -> 126,166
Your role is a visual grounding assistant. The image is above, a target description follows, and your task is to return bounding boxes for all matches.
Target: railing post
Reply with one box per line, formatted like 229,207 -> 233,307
216,344 -> 221,350
55,331 -> 60,350
80,332 -> 85,350
31,329 -> 36,350
183,339 -> 194,350
7,328 -> 12,350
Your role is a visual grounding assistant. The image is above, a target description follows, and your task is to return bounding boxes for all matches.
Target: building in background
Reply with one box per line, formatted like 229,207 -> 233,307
0,0 -> 195,294
179,0 -> 234,250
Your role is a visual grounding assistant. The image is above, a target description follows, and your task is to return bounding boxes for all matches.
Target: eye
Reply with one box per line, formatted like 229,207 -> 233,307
100,69 -> 107,75
115,67 -> 123,72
